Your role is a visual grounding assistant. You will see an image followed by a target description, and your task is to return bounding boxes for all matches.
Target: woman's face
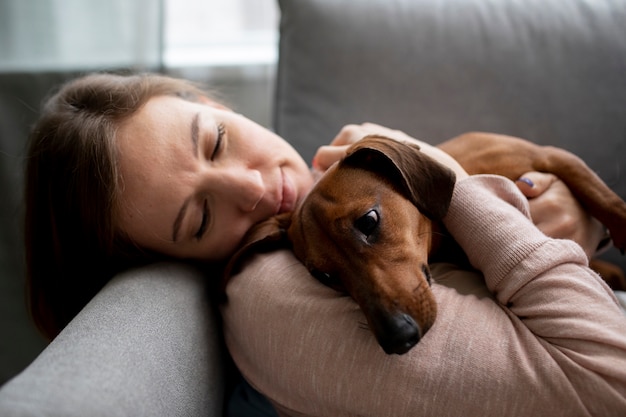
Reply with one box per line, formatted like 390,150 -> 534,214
115,95 -> 314,262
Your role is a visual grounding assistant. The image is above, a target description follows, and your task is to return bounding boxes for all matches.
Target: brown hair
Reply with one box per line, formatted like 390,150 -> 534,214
25,72 -> 209,340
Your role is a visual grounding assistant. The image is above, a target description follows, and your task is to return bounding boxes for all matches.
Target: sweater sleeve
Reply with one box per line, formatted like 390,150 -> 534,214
443,175 -> 626,406
221,174 -> 626,417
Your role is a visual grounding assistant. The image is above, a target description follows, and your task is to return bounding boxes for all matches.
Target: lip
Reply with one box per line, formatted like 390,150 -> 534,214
278,168 -> 297,214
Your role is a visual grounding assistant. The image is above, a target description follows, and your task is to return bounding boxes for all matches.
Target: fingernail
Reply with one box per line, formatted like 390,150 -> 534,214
311,156 -> 319,169
516,177 -> 534,188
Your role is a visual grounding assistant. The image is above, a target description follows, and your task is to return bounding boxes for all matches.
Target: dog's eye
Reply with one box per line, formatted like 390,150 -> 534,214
355,209 -> 379,237
310,268 -> 332,284
310,268 -> 344,291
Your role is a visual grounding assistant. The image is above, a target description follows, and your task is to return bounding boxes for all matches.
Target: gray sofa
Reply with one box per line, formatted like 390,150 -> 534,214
1,0 -> 625,415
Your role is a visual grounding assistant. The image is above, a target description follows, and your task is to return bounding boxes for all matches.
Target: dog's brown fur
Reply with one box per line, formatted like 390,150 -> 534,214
224,132 -> 626,355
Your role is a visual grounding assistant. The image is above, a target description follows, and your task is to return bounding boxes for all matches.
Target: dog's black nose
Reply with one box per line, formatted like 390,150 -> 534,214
378,313 -> 421,355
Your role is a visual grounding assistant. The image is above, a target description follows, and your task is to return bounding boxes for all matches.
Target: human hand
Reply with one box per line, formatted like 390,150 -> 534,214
515,171 -> 608,258
312,123 -> 468,179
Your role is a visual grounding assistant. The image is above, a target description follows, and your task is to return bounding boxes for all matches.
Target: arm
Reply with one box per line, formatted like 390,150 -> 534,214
222,175 -> 626,416
443,175 -> 626,411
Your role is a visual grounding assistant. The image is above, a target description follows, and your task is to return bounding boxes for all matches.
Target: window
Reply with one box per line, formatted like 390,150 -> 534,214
0,0 -> 279,71
164,0 -> 279,67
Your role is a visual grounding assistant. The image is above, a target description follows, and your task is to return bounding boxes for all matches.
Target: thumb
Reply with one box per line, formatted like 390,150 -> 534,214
515,171 -> 558,198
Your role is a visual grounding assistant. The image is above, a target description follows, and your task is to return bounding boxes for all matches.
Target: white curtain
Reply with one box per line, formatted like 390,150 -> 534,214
0,0 -> 162,72
164,0 -> 278,67
0,0 -> 278,72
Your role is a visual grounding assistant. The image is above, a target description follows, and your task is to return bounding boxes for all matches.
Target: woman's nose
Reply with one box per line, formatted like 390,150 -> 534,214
219,167 -> 265,212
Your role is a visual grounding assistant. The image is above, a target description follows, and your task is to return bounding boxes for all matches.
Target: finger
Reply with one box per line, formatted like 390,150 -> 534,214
361,122 -> 390,132
312,144 -> 351,172
522,174 -> 606,257
330,124 -> 368,146
515,171 -> 558,198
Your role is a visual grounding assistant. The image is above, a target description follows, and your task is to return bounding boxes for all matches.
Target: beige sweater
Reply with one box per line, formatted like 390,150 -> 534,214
222,175 -> 626,417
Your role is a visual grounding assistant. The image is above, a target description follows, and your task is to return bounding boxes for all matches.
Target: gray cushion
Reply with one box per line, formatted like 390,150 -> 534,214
0,262 -> 224,417
274,0 -> 626,269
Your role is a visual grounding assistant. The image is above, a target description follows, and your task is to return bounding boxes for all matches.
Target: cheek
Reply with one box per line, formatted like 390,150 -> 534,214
119,204 -> 173,251
205,210 -> 256,261
116,177 -> 187,255
295,167 -> 315,197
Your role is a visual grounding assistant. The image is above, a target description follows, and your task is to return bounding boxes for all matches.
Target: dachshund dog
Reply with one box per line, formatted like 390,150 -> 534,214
223,133 -> 626,355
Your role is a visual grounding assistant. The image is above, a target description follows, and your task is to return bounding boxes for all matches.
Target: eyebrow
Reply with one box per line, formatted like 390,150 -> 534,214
191,112 -> 200,154
172,112 -> 201,242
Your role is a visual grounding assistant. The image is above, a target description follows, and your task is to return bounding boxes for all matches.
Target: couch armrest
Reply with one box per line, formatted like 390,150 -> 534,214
0,262 -> 224,417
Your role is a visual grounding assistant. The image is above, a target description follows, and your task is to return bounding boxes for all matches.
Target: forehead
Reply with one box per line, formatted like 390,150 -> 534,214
118,96 -> 190,149
116,95 -> 203,178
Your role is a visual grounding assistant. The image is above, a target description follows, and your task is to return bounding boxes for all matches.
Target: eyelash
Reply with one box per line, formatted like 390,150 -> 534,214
210,123 -> 225,161
196,123 -> 224,240
195,199 -> 208,241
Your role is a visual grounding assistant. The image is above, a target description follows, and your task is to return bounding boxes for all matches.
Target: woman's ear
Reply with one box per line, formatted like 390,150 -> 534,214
198,95 -> 232,111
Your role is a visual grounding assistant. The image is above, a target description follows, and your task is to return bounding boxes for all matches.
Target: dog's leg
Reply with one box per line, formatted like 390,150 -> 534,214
439,133 -> 626,254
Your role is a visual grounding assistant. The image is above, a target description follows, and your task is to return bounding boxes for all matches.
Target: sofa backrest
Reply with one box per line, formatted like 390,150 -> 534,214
274,0 -> 626,269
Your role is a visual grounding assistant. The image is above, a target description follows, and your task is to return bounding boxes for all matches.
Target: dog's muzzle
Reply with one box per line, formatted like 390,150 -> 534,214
374,312 -> 421,355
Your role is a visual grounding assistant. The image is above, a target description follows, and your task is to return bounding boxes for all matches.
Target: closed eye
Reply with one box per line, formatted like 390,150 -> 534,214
195,199 -> 209,240
310,268 -> 345,292
210,123 -> 225,160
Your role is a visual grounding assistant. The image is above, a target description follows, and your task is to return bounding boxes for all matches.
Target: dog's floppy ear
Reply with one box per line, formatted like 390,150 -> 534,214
221,212 -> 292,297
344,135 -> 456,220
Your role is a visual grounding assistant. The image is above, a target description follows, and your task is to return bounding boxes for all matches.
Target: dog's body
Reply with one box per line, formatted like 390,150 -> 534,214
224,132 -> 626,355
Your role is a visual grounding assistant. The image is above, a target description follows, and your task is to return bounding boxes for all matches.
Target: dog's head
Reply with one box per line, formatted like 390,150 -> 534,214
224,135 -> 456,354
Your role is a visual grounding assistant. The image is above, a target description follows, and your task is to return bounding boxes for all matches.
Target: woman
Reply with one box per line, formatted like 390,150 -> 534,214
25,73 -> 625,414
26,72 -> 315,339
